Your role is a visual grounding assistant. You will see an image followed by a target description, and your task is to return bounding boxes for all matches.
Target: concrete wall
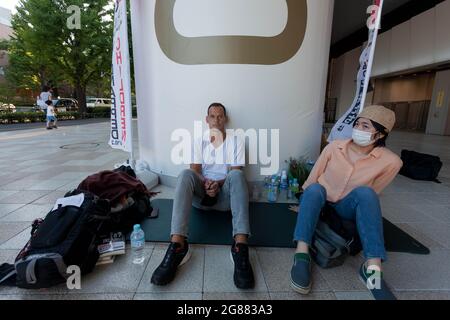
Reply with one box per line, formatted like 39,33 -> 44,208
373,74 -> 435,104
0,23 -> 12,40
426,70 -> 450,135
0,21 -> 13,82
372,0 -> 450,77
329,46 -> 362,118
329,0 -> 450,129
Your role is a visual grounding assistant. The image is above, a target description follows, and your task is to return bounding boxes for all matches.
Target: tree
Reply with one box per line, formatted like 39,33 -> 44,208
7,1 -> 64,91
7,0 -> 113,113
0,39 -> 10,51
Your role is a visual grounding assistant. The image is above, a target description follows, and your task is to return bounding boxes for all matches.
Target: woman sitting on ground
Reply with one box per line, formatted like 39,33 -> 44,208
290,105 -> 403,299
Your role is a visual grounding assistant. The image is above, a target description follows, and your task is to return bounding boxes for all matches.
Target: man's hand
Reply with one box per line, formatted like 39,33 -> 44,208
204,180 -> 220,197
204,179 -> 212,190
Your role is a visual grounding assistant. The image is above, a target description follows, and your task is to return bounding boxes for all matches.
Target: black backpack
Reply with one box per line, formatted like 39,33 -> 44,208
400,150 -> 443,183
14,191 -> 110,289
310,204 -> 362,269
100,191 -> 153,234
320,204 -> 362,256
310,220 -> 350,269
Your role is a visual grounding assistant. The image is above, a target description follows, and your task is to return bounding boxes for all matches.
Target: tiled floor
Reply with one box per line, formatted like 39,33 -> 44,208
0,123 -> 449,300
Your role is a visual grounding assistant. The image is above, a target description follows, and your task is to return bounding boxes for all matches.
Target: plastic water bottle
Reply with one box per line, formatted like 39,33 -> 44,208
267,178 -> 278,203
287,179 -> 293,200
281,170 -> 288,190
292,179 -> 300,195
130,224 -> 145,264
306,160 -> 315,172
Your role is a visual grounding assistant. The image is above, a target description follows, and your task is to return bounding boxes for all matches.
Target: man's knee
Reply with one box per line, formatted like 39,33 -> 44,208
179,169 -> 196,179
227,169 -> 245,182
177,169 -> 197,187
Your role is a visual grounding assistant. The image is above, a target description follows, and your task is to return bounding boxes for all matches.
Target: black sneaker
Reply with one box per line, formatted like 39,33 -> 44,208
46,127 -> 52,130
151,241 -> 191,286
231,242 -> 255,289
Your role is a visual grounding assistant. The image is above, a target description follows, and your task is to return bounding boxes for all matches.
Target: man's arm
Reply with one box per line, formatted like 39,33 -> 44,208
190,163 -> 205,182
191,163 -> 218,197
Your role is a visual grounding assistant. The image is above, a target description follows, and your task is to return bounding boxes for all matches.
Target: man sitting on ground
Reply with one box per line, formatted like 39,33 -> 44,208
151,103 -> 255,289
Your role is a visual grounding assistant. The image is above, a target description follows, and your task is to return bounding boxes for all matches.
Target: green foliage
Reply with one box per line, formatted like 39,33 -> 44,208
0,111 -> 45,123
285,157 -> 312,188
0,82 -> 17,103
0,40 -> 10,51
0,106 -> 138,124
0,111 -> 79,123
86,106 -> 137,117
6,0 -> 113,110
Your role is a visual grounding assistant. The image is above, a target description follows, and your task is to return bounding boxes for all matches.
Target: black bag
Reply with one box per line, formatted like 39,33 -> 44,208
310,204 -> 362,269
400,150 -> 443,183
14,191 -> 110,289
102,191 -> 153,234
321,204 -> 362,256
97,165 -> 154,233
310,220 -> 350,269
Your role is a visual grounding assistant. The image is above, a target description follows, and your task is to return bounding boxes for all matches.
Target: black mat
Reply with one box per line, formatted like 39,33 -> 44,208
140,199 -> 430,255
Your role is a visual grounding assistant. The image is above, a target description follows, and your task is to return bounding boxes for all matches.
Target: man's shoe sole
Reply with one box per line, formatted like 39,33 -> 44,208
150,247 -> 192,286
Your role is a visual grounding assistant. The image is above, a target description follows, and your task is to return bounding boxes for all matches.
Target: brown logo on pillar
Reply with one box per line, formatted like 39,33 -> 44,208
155,0 -> 308,65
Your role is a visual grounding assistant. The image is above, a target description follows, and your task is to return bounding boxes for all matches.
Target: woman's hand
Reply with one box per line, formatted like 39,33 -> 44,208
288,205 -> 299,213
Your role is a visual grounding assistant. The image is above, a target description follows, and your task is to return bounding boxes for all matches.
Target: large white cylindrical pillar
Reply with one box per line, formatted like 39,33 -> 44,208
131,0 -> 334,182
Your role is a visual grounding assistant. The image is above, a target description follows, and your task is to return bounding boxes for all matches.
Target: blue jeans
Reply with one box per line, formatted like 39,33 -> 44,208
171,169 -> 250,238
293,183 -> 387,261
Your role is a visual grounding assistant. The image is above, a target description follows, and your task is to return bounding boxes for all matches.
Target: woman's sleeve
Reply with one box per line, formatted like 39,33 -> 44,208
302,143 -> 333,190
372,157 -> 403,194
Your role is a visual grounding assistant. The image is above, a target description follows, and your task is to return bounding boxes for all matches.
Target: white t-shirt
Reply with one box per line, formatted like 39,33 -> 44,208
38,92 -> 51,109
40,92 -> 51,103
47,105 -> 55,117
192,133 -> 245,181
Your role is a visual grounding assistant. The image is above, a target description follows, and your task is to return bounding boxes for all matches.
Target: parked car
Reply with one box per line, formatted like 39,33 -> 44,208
86,98 -> 112,108
0,103 -> 16,113
52,98 -> 79,112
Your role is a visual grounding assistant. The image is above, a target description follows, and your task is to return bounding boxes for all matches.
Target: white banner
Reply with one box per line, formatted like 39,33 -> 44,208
328,0 -> 384,142
110,0 -> 133,153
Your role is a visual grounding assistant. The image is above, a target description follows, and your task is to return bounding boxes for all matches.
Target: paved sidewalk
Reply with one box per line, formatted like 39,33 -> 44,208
0,118 -> 110,132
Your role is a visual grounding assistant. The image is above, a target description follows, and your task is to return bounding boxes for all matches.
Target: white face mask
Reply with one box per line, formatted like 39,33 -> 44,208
352,129 -> 376,147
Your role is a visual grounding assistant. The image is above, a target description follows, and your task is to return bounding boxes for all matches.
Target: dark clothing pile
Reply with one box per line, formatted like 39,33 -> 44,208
77,169 -> 157,206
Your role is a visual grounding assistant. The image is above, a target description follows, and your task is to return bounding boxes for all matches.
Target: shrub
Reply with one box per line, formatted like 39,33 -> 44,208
0,107 -> 138,124
0,111 -> 78,124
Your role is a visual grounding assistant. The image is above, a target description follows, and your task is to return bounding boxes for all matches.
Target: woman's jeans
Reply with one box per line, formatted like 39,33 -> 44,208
293,183 -> 387,261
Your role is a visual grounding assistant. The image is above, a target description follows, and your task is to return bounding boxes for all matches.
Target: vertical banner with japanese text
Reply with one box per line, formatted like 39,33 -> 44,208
328,0 -> 384,142
110,0 -> 133,154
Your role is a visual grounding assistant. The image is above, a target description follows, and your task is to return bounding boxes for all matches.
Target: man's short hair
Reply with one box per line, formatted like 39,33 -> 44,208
207,103 -> 227,117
